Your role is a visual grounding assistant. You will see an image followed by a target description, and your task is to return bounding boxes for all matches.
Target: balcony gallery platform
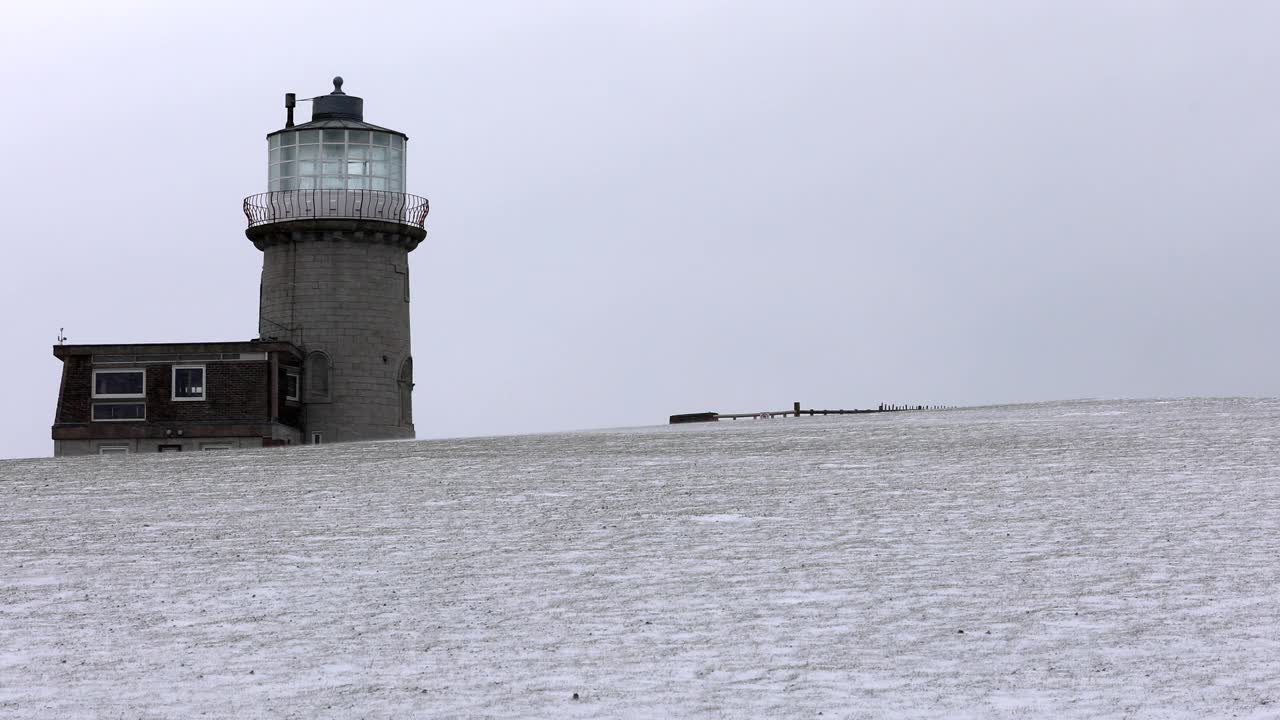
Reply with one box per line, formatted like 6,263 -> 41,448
242,189 -> 429,249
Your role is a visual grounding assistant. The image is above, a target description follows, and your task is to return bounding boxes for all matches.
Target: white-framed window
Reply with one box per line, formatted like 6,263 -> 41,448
285,371 -> 300,402
93,369 -> 145,399
99,445 -> 129,455
92,403 -> 146,421
200,444 -> 232,451
311,432 -> 323,445
172,365 -> 206,401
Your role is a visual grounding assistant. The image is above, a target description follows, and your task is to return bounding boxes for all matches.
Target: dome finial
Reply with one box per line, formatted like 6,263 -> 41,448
310,77 -> 363,121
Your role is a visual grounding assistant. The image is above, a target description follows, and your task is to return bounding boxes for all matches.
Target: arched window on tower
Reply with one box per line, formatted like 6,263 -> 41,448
398,357 -> 413,425
306,351 -> 332,403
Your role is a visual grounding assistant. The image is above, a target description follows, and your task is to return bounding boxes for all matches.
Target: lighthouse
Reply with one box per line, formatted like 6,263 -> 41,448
49,78 -> 427,455
244,77 -> 429,444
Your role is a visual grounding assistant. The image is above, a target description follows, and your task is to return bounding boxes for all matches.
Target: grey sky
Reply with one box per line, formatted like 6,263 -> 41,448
2,1 -> 1278,459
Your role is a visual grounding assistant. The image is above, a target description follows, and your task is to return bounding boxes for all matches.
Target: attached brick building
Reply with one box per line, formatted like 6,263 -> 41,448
50,78 -> 428,456
52,342 -> 304,455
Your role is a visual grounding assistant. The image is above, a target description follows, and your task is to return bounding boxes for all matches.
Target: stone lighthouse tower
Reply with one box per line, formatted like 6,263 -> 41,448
243,77 -> 429,444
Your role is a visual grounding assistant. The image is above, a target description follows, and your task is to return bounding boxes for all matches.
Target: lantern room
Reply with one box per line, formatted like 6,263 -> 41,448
243,77 -> 428,232
265,77 -> 407,193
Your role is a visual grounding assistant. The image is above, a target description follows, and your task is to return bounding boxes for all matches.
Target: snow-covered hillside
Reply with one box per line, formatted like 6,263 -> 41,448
3,398 -> 1279,718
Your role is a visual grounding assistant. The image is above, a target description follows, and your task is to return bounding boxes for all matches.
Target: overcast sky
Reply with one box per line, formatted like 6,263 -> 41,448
2,1 -> 1278,459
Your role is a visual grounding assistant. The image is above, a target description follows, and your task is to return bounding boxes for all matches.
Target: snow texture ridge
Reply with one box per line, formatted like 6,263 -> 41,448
3,398 -> 1280,718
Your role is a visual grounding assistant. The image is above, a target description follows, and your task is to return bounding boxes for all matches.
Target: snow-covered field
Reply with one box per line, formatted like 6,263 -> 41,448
3,398 -> 1280,718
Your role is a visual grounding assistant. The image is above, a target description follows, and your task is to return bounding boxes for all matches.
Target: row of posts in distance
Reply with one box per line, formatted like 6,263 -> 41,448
877,403 -> 955,412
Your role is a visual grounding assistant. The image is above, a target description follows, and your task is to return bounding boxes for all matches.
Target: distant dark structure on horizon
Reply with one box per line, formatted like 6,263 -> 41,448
669,402 -> 957,424
51,78 -> 429,456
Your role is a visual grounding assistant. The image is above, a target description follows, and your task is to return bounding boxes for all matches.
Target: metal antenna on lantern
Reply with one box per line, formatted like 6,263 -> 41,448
283,91 -> 317,128
282,77 -> 344,128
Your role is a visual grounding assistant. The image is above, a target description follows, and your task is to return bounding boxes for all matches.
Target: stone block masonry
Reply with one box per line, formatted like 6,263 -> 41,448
254,225 -> 418,444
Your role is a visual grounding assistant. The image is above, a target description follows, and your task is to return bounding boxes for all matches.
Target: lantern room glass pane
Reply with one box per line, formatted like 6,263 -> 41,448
268,127 -> 410,194
269,135 -> 280,149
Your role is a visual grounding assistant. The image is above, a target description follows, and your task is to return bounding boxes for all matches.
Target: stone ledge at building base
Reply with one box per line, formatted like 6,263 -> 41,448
53,421 -> 303,456
53,421 -> 300,443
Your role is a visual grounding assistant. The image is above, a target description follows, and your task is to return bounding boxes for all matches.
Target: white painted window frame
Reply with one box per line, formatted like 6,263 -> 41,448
200,444 -> 233,451
285,370 -> 301,402
91,403 -> 146,422
171,365 -> 207,402
92,368 -> 145,399
98,445 -> 129,455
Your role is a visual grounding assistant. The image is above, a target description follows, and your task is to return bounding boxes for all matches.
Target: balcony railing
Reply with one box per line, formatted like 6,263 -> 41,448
243,190 -> 430,230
